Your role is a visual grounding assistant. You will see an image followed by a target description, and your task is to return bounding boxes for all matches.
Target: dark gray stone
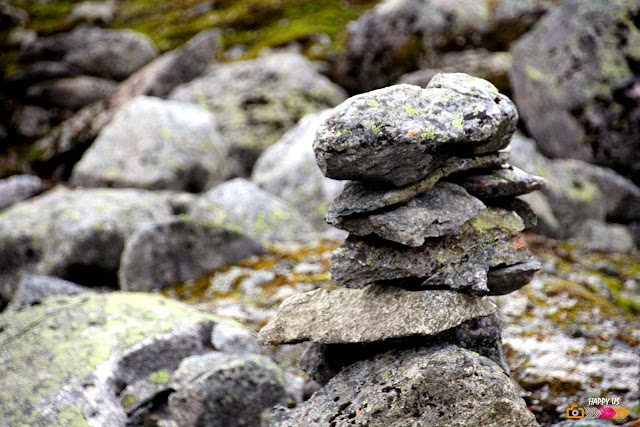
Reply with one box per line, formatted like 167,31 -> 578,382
328,150 -> 509,220
70,96 -> 229,192
0,174 -> 44,211
10,105 -> 51,138
26,76 -> 117,109
459,165 -> 545,199
168,353 -> 287,427
258,286 -> 496,345
271,345 -> 538,427
211,322 -> 262,355
487,259 -> 542,295
331,208 -> 530,294
510,0 -> 640,184
189,178 -> 313,246
314,75 -> 517,186
6,274 -> 91,311
329,182 -> 486,247
119,218 -> 265,292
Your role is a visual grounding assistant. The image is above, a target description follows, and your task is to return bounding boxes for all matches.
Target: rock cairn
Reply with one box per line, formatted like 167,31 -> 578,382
259,73 -> 544,426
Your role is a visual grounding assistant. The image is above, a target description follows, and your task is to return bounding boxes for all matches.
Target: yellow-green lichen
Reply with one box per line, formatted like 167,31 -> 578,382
367,99 -> 379,107
524,65 -> 545,82
404,104 -> 419,118
122,394 -> 136,409
149,369 -> 171,385
451,114 -> 463,129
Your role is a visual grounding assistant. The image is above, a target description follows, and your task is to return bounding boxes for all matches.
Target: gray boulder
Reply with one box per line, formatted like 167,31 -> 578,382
30,30 -> 220,179
70,96 -> 229,192
0,292 -> 217,426
328,150 -> 509,220
10,105 -> 50,138
211,322 -> 262,355
21,27 -> 157,81
6,274 -> 91,311
189,178 -> 313,246
510,0 -> 640,184
0,187 -> 173,300
271,345 -> 539,426
169,52 -> 347,174
314,75 -> 517,186
333,0 -> 561,92
252,110 -> 344,230
168,352 -> 287,427
331,208 -> 531,294
119,218 -> 265,292
573,221 -> 637,254
67,0 -> 117,27
0,174 -> 43,211
510,133 -> 640,239
258,286 -> 496,345
329,182 -> 486,247
26,76 -> 117,109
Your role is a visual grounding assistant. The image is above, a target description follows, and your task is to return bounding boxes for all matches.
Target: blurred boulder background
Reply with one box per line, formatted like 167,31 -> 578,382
0,0 -> 638,426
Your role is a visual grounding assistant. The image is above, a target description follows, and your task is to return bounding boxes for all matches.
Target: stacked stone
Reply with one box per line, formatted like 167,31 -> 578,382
258,74 -> 544,424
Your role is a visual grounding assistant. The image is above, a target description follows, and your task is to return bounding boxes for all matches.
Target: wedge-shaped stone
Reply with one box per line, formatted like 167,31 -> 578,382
329,182 -> 486,247
487,259 -> 541,295
327,150 -> 509,220
314,74 -> 517,186
258,286 -> 496,345
459,165 -> 545,199
331,208 -> 530,293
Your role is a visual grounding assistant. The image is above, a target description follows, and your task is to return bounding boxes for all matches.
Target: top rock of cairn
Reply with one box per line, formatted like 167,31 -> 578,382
259,73 -> 543,347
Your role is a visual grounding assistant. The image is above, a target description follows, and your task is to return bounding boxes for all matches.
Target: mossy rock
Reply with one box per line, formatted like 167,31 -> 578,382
0,292 -> 217,426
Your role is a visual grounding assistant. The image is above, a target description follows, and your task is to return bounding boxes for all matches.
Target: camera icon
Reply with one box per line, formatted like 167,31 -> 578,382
567,404 -> 585,419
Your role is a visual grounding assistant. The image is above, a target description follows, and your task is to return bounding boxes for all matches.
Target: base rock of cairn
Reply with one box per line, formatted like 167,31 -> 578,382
259,73 -> 542,426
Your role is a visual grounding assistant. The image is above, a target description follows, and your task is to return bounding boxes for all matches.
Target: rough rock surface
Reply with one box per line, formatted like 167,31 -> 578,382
119,218 -> 265,292
170,52 -> 347,174
329,182 -> 486,247
211,323 -> 262,355
333,0 -> 560,92
486,260 -> 542,295
314,75 -> 517,186
168,352 -> 287,427
20,27 -> 158,80
510,0 -> 640,184
271,345 -> 538,427
258,286 -> 496,345
331,208 -> 530,294
252,110 -> 345,230
0,174 -> 43,211
70,96 -> 228,192
327,150 -> 509,220
573,220 -> 637,254
0,187 -> 173,300
458,165 -> 545,199
189,178 -> 313,246
0,292 -> 216,427
30,30 -> 220,179
6,274 -> 90,311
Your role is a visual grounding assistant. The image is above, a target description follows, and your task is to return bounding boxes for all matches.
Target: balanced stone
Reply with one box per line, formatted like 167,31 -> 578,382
459,165 -> 545,199
329,182 -> 486,247
331,208 -> 531,294
486,259 -> 542,295
257,285 -> 496,345
314,74 -> 517,186
327,150 -> 509,220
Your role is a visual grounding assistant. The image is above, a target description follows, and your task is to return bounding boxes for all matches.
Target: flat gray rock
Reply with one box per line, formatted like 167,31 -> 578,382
270,345 -> 539,427
27,76 -> 117,110
331,208 -> 530,293
119,219 -> 265,292
70,96 -> 228,192
459,165 -> 545,198
328,150 -> 509,220
329,182 -> 486,247
487,259 -> 541,295
6,274 -> 90,311
258,286 -> 495,345
189,178 -> 313,246
314,74 -> 517,186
